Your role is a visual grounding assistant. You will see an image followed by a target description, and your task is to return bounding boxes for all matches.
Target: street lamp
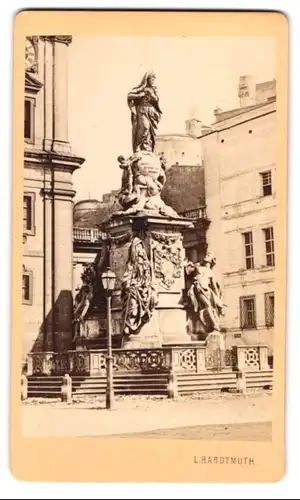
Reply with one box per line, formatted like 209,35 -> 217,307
101,267 -> 117,410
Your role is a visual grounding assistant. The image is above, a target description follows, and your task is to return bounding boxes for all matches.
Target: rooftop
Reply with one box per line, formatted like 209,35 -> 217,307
213,96 -> 276,124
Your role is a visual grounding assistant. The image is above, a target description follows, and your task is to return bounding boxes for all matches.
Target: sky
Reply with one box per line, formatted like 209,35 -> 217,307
68,36 -> 276,202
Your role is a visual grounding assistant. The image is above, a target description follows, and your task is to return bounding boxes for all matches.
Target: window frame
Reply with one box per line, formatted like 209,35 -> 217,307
242,231 -> 254,270
265,291 -> 275,327
260,170 -> 272,197
263,226 -> 275,267
23,192 -> 36,236
240,295 -> 257,329
24,96 -> 36,144
22,270 -> 33,305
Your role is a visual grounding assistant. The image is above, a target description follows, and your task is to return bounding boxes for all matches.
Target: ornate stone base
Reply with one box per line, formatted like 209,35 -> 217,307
103,214 -> 194,346
206,330 -> 225,350
157,308 -> 190,345
122,311 -> 162,349
205,330 -> 226,370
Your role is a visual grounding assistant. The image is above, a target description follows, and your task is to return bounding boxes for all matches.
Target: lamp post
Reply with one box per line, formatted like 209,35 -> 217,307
101,268 -> 116,410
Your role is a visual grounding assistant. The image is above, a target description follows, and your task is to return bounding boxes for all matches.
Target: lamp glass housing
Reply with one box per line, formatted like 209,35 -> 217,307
101,268 -> 116,292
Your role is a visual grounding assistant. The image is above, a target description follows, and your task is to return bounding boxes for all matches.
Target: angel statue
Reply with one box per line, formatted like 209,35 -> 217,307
184,252 -> 224,334
72,263 -> 96,342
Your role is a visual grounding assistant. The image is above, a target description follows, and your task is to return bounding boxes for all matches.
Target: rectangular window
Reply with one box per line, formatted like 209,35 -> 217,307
243,231 -> 254,270
261,170 -> 272,196
22,271 -> 33,305
23,194 -> 35,233
263,227 -> 275,266
24,98 -> 34,141
265,292 -> 275,327
240,295 -> 256,329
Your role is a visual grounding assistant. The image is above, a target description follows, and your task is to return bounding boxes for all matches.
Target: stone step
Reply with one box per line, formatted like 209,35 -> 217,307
178,379 -> 236,387
28,389 -> 61,396
27,394 -> 60,398
72,380 -> 168,389
245,375 -> 273,381
177,373 -> 236,381
72,374 -> 169,381
246,370 -> 272,374
73,391 -> 105,396
245,378 -> 273,383
179,380 -> 236,387
24,370 -> 273,399
179,386 -> 234,393
28,385 -> 61,391
72,379 -> 168,388
102,375 -> 168,380
247,381 -> 273,387
28,377 -> 63,382
178,377 -> 236,385
179,382 -> 236,391
28,380 -> 62,386
74,388 -> 167,395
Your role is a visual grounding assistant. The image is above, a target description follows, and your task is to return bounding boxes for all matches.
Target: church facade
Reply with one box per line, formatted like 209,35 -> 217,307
23,36 -> 84,363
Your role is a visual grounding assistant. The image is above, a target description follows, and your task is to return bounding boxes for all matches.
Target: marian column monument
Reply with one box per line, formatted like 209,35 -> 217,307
73,70 -> 225,357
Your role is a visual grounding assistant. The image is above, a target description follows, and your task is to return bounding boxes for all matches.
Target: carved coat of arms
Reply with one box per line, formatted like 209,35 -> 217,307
153,244 -> 182,290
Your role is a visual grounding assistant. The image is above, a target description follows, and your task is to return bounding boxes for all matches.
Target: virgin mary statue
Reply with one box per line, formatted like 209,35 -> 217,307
127,70 -> 162,153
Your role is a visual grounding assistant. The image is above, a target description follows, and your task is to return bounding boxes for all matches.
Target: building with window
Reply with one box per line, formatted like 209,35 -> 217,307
202,75 -> 276,355
154,76 -> 276,356
23,36 -> 84,361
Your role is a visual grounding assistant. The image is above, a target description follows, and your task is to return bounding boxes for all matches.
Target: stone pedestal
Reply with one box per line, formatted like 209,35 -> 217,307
122,311 -> 162,349
205,330 -> 226,370
103,214 -> 193,348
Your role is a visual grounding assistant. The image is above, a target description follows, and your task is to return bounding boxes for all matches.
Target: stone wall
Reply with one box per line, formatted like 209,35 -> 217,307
155,134 -> 203,168
161,164 -> 205,214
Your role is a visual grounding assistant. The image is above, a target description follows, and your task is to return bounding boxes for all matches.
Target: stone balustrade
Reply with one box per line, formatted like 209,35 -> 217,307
73,227 -> 101,242
231,345 -> 270,371
179,206 -> 207,220
26,343 -> 270,377
27,351 -> 54,376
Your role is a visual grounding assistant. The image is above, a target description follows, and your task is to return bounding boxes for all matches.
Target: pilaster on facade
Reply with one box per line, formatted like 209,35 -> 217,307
23,33 -> 86,356
25,35 -> 76,157
40,35 -> 72,46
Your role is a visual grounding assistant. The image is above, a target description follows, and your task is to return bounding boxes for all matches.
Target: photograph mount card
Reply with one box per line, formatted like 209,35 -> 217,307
11,10 -> 288,483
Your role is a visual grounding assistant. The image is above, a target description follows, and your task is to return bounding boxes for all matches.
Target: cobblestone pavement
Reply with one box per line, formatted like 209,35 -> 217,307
21,389 -> 272,439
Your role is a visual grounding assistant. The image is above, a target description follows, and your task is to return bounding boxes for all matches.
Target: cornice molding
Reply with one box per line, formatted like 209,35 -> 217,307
24,148 -> 85,174
24,148 -> 85,164
40,35 -> 72,46
25,72 -> 43,92
41,187 -> 77,200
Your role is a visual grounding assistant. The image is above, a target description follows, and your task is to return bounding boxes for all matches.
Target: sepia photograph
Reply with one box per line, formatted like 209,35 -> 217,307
20,33 -> 277,443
